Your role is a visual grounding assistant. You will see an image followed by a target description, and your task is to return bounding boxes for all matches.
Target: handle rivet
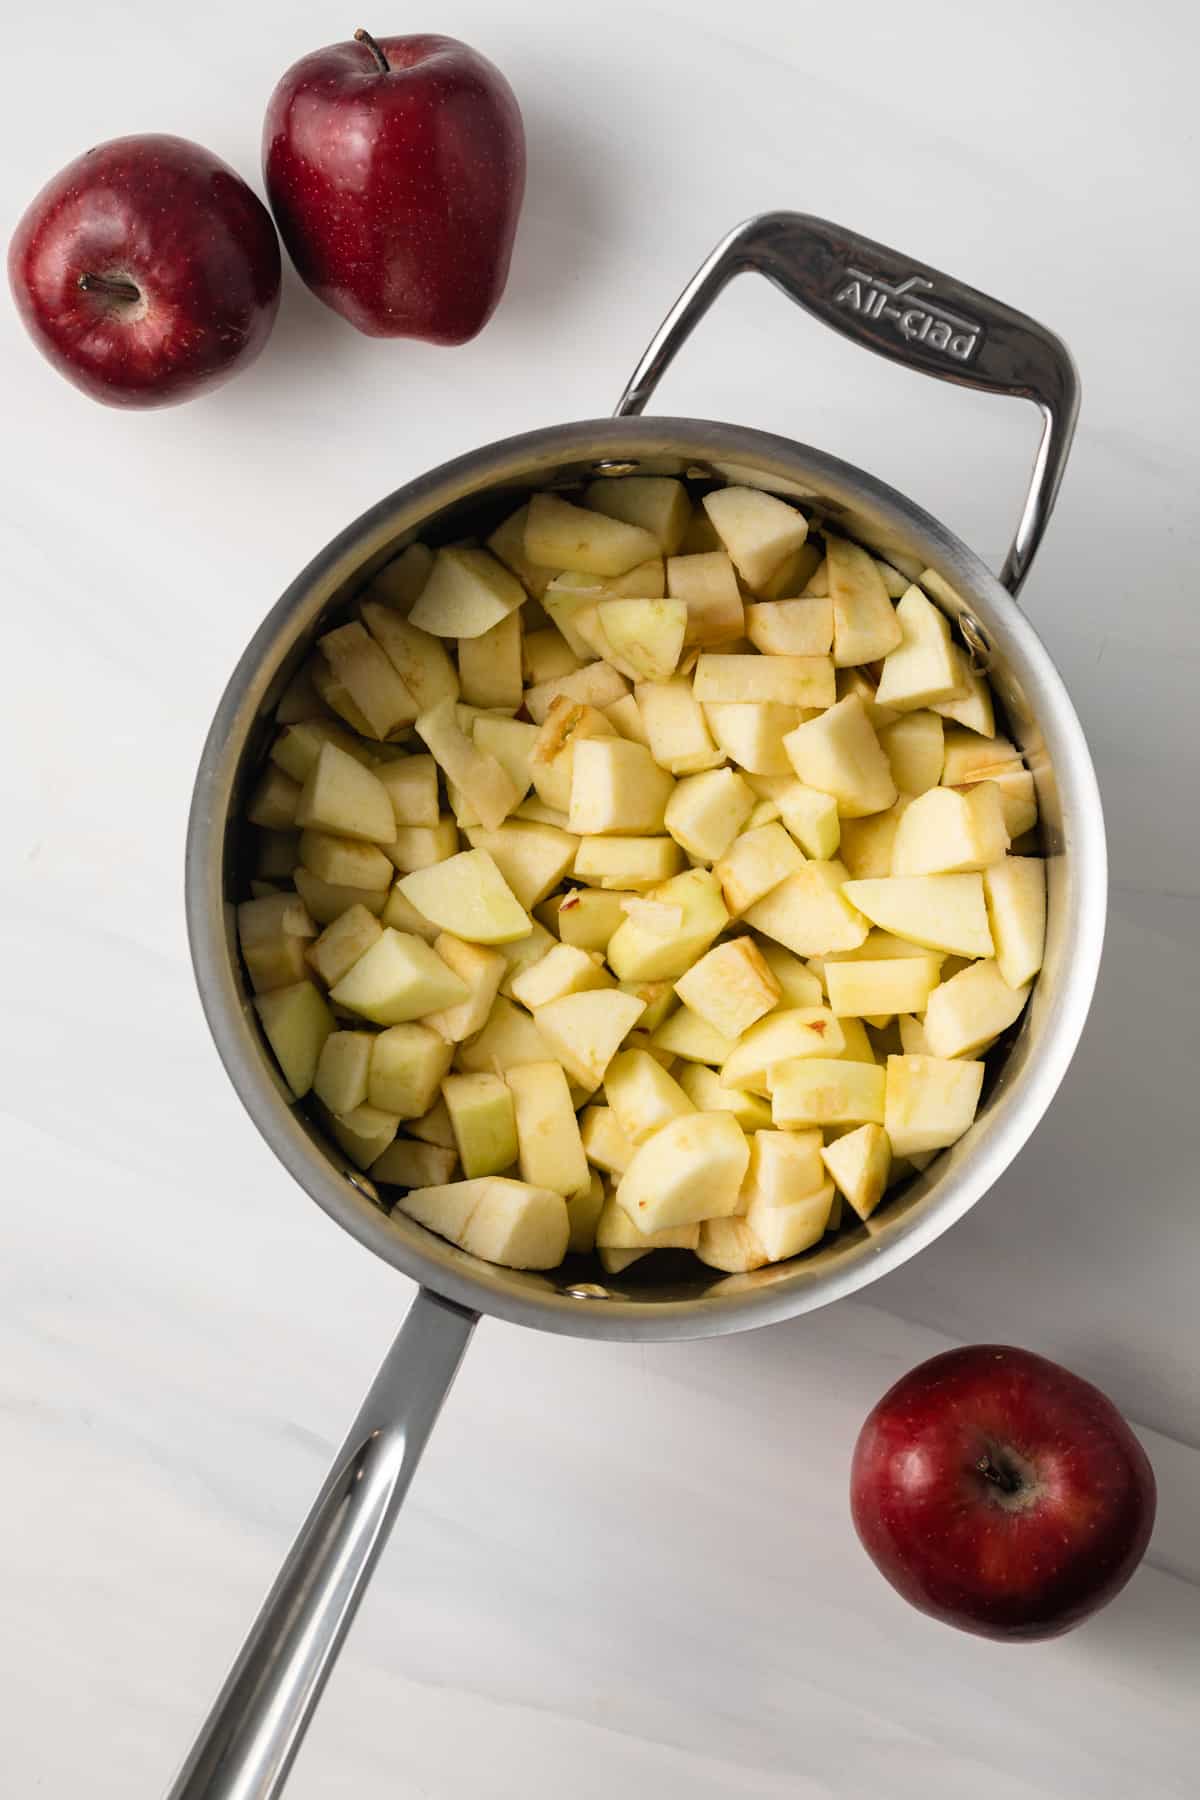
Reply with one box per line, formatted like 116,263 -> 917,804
592,460 -> 639,477
565,1284 -> 611,1300
959,614 -> 994,673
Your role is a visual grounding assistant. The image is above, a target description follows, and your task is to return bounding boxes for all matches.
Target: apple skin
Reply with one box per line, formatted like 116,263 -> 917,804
8,135 -> 281,408
850,1345 -> 1156,1641
263,32 -> 525,344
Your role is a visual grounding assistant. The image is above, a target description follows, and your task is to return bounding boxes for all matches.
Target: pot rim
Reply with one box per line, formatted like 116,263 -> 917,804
186,415 -> 1106,1342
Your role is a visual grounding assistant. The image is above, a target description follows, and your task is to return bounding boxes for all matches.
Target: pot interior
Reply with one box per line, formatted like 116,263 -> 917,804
196,419 -> 1102,1338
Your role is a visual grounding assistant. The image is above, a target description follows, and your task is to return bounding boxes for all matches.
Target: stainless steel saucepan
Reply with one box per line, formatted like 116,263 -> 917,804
173,213 -> 1105,1798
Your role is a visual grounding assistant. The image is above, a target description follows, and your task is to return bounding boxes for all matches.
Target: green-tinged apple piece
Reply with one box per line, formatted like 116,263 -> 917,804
525,491 -> 659,576
255,981 -> 334,1099
398,849 -> 531,944
442,1071 -> 518,1177
313,1029 -> 373,1115
506,1061 -> 591,1197
329,1104 -> 400,1170
408,546 -> 526,639
368,1024 -> 454,1117
593,598 -> 687,683
329,929 -> 469,1024
295,743 -> 396,844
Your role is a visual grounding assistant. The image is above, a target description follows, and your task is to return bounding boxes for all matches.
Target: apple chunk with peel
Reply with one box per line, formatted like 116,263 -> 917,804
604,1048 -> 695,1145
295,743 -> 396,844
784,694 -> 897,819
721,1008 -> 845,1093
892,783 -> 1009,875
398,850 -> 531,944
923,960 -> 1031,1058
770,1058 -> 886,1128
702,486 -> 809,589
984,857 -> 1047,989
567,737 -> 675,836
506,1062 -> 591,1197
674,937 -> 781,1041
874,586 -> 963,710
826,535 -> 903,667
408,547 -> 526,640
368,1024 -> 454,1116
843,875 -> 994,959
743,862 -> 869,958
714,823 -> 805,915
533,989 -> 647,1088
606,868 -> 729,982
330,929 -> 469,1025
596,1198 -> 699,1253
255,981 -> 334,1099
616,1111 -> 750,1233
525,492 -> 660,576
821,1123 -> 892,1220
415,697 -> 519,832
442,1071 -> 518,1177
884,1054 -> 985,1157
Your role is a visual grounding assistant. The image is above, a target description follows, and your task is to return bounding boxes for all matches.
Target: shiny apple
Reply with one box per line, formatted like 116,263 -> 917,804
850,1345 -> 1156,1640
263,30 -> 524,343
8,134 -> 281,408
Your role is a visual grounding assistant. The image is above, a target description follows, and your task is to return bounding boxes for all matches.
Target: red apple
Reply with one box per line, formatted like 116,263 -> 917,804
8,135 -> 281,408
263,30 -> 524,344
850,1345 -> 1156,1641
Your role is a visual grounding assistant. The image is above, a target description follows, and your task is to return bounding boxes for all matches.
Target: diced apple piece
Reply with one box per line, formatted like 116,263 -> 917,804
770,1059 -> 886,1128
529,697 -> 616,812
567,737 -> 675,836
879,711 -> 944,795
318,621 -> 418,739
397,1176 -> 485,1244
273,657 -> 328,724
442,1071 -> 518,1177
299,830 -> 394,891
584,476 -> 691,554
596,1197 -> 699,1253
591,598 -> 687,683
801,556 -> 828,596
525,491 -> 660,576
649,1005 -> 736,1066
756,943 -> 823,1008
603,1049 -> 695,1145
422,935 -> 506,1042
295,743 -> 396,844
522,628 -> 581,685
545,886 -> 628,950
371,1137 -> 459,1189
715,823 -> 805,915
842,875 -> 994,959
702,486 -> 809,589
675,937 -> 780,1040
696,1217 -> 770,1272
825,534 -> 902,667
838,800 -> 909,879
665,767 -> 755,863
574,836 -> 684,890
398,850 -> 531,944
492,919 -> 556,998
487,503 -> 557,600
721,1008 -> 845,1093
415,697 -> 519,832
824,957 -> 940,1018
892,783 -> 1010,876
619,897 -> 684,936
616,1110 -> 749,1233
821,1123 -> 891,1220
567,1167 -> 606,1254
603,693 -> 652,746
367,542 -> 434,612
383,819 -> 460,875
455,996 -> 555,1075
246,765 -> 301,829
984,857 -> 1046,989
884,1054 -> 985,1156
954,768 -> 1037,839
693,653 -> 835,709
330,930 -> 468,1025
504,1061 -> 591,1197
775,783 -> 839,859
941,727 -> 1019,787
313,1029 -> 373,1115
306,904 -> 383,988
464,822 -> 578,910
310,658 -> 377,736
745,1181 -> 835,1261
454,608 -> 523,712
743,862 -> 869,957
635,677 -> 724,774
368,1023 -> 454,1116
606,868 -> 729,982
931,647 -> 995,735
874,586 -> 963,710
255,980 -> 334,1099
514,797 -> 570,829
675,1062 -> 772,1131
329,1104 -> 400,1170
271,720 -> 368,785
380,883 -> 439,940
783,695 -> 897,819
373,754 -> 439,828
598,1247 -> 649,1274
739,1128 -> 825,1208
408,546 -> 526,639
836,666 -> 901,731
511,943 -> 614,1008
753,538 -> 823,599
361,603 -> 460,713
617,979 -> 676,1032
406,1096 -> 457,1149
665,551 -> 745,647
295,869 -> 387,926
924,959 -> 1031,1058
703,701 -> 803,775
458,1179 -> 570,1270
524,660 -> 630,725
238,892 -> 318,994
533,989 -> 647,1088
580,1105 -> 634,1175
745,597 -> 833,657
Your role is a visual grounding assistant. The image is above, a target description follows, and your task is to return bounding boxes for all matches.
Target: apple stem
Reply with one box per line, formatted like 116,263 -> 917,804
976,1453 -> 1022,1497
78,273 -> 141,303
353,28 -> 390,72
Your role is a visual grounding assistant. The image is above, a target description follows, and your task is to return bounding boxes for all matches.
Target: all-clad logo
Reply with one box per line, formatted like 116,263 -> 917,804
834,267 -> 983,363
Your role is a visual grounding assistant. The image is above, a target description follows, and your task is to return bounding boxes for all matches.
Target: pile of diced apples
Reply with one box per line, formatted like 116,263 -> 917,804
239,477 -> 1046,1277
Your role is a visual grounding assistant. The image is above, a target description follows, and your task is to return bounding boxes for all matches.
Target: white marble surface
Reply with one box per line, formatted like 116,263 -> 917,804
4,1 -> 1199,1793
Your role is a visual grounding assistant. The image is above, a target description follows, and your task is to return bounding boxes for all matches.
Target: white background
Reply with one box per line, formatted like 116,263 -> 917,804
3,2 -> 1199,1795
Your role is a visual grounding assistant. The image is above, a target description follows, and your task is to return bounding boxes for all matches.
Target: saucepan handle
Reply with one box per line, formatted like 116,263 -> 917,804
165,1287 -> 477,1800
614,211 -> 1080,597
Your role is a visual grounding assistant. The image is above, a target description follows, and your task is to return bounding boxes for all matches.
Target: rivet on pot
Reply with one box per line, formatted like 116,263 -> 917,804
565,1284 -> 611,1300
592,460 -> 640,477
344,1169 -> 386,1211
959,613 -> 994,673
